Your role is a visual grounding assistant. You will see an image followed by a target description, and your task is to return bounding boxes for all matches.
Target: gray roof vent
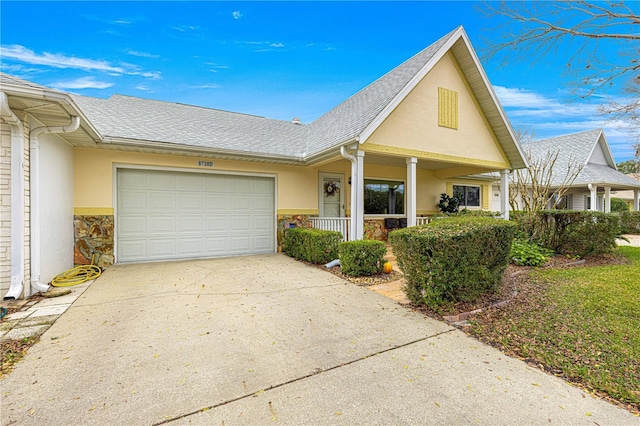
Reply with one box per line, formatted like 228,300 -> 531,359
291,117 -> 301,125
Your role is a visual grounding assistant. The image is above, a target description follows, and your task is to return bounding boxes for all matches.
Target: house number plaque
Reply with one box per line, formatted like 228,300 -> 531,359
197,160 -> 214,167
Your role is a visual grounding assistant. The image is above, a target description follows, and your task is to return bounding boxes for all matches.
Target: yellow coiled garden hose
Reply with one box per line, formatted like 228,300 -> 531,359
51,265 -> 102,287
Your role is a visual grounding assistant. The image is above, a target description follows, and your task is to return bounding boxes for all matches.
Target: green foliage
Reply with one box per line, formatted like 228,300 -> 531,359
436,193 -> 459,213
534,211 -> 621,257
338,240 -> 387,276
610,197 -> 629,213
282,228 -> 341,264
617,159 -> 639,174
389,217 -> 516,308
510,238 -> 553,266
619,211 -> 640,234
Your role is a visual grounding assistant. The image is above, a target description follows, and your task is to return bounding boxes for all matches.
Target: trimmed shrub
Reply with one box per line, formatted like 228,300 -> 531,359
620,211 -> 640,234
436,193 -> 459,213
338,240 -> 387,276
535,211 -> 620,257
510,238 -> 553,266
611,197 -> 630,213
389,217 -> 516,308
282,228 -> 341,264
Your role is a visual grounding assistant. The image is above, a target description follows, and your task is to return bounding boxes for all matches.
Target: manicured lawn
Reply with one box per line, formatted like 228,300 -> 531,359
469,246 -> 640,412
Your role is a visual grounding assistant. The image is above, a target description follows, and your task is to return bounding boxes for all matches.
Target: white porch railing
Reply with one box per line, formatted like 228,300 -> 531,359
416,217 -> 435,226
310,217 -> 350,241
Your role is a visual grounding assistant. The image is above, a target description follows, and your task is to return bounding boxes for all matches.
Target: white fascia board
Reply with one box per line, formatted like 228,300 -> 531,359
2,84 -> 102,142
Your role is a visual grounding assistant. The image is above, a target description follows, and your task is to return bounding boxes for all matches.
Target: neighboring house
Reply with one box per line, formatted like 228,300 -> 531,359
515,129 -> 640,212
613,173 -> 640,210
1,26 -> 527,299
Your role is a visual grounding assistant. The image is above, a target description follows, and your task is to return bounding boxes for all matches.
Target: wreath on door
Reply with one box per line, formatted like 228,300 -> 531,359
324,181 -> 339,197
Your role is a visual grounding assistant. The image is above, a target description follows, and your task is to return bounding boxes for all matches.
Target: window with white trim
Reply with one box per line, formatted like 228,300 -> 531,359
364,179 -> 404,215
453,185 -> 480,208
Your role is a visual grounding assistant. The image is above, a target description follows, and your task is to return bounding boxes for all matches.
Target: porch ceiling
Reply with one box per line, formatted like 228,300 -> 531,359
364,152 -> 496,174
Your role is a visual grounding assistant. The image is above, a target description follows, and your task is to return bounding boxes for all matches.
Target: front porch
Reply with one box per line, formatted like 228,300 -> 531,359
310,147 -> 512,241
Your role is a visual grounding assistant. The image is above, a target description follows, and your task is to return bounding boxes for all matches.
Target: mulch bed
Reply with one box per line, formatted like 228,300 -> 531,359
308,262 -> 403,286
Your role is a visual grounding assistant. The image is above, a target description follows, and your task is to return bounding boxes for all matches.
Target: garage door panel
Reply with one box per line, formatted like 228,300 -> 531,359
253,195 -> 273,212
231,215 -> 251,231
206,194 -> 230,212
119,240 -> 147,260
253,215 -> 272,231
178,237 -> 204,255
179,193 -> 204,212
148,216 -> 176,234
230,236 -> 251,252
230,195 -> 251,211
120,192 -> 147,210
205,215 -> 229,232
148,239 -> 177,258
179,174 -> 205,191
179,216 -> 204,233
253,235 -> 273,251
230,176 -> 254,193
117,169 -> 274,262
119,169 -> 147,187
149,192 -> 177,211
254,178 -> 274,194
148,172 -> 176,189
205,174 -> 230,192
118,216 -> 147,235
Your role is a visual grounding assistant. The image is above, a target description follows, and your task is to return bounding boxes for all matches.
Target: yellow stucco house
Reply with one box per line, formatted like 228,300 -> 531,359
1,26 -> 526,299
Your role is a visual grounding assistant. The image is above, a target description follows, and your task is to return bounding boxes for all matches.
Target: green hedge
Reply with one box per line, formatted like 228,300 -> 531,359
620,211 -> 640,234
535,211 -> 620,257
282,228 -> 342,264
389,217 -> 516,308
338,240 -> 387,276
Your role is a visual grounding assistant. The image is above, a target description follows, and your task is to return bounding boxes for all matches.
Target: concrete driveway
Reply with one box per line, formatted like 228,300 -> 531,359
1,255 -> 636,425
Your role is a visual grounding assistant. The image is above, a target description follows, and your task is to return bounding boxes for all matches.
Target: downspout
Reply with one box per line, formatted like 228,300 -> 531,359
340,146 -> 357,241
1,92 -> 25,300
29,116 -> 80,295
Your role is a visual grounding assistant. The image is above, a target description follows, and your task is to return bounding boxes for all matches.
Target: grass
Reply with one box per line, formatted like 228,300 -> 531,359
468,246 -> 640,412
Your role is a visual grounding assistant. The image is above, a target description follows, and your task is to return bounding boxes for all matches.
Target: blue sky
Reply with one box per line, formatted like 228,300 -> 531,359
1,1 -> 637,161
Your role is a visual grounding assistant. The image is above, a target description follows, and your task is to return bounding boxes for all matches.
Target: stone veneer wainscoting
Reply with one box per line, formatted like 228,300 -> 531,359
276,214 -> 314,252
73,215 -> 114,267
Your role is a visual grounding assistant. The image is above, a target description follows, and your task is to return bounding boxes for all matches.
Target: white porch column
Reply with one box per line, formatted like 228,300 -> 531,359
354,150 -> 365,240
589,184 -> 598,211
500,169 -> 510,220
634,190 -> 639,212
406,157 -> 417,227
604,187 -> 611,213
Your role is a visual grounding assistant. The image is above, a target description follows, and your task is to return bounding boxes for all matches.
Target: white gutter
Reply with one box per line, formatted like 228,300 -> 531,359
29,116 -> 80,295
1,92 -> 25,300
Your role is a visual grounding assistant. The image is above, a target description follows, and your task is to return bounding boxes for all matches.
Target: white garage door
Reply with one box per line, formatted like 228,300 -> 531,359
116,168 -> 275,263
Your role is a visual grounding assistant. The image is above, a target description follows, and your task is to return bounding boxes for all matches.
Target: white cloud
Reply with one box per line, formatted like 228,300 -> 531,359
1,44 -> 161,79
191,83 -> 221,89
269,43 -> 284,48
232,11 -> 243,20
127,49 -> 159,59
135,84 -> 151,91
1,44 -> 124,73
50,77 -> 113,90
172,25 -> 199,32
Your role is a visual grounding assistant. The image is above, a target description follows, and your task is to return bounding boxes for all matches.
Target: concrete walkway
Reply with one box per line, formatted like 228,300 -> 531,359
1,255 -> 637,425
618,234 -> 640,247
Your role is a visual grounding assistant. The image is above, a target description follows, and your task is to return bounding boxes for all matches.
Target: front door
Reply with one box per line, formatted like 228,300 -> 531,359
319,173 -> 345,217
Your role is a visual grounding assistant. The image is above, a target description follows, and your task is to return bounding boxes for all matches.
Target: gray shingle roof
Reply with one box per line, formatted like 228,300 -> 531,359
522,129 -> 640,190
71,94 -> 309,159
306,28 -> 458,156
0,73 -> 49,91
